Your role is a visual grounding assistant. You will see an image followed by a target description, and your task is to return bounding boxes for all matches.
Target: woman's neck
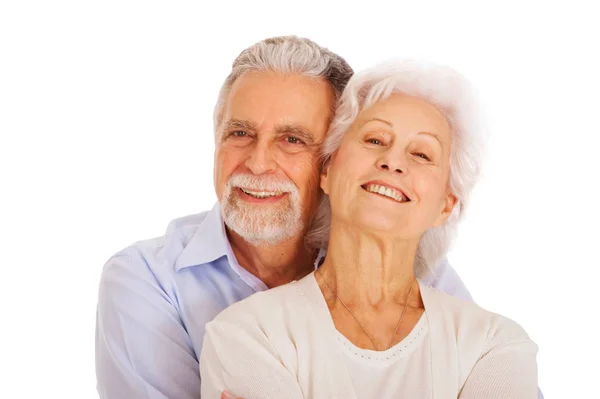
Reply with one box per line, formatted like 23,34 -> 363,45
319,222 -> 420,306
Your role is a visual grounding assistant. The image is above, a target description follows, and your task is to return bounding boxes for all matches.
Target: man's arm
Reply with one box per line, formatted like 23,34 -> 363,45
96,252 -> 200,399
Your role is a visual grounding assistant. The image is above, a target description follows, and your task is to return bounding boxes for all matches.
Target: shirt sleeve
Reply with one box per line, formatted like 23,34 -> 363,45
95,252 -> 200,399
459,318 -> 539,399
200,320 -> 305,399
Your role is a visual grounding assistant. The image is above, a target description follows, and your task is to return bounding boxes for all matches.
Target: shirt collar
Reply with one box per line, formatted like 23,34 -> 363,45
174,202 -> 231,271
173,202 -> 325,277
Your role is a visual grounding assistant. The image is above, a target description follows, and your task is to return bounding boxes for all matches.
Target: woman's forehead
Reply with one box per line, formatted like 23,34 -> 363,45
352,94 -> 452,142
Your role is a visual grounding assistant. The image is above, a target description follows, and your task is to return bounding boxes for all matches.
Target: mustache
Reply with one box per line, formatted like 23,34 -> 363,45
226,174 -> 297,193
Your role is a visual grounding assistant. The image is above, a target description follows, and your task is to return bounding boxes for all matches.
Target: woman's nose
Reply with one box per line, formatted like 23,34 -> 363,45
376,156 -> 405,174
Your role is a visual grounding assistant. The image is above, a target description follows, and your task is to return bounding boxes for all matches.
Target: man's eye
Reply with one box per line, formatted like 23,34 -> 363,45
414,152 -> 431,161
231,130 -> 249,137
286,136 -> 304,145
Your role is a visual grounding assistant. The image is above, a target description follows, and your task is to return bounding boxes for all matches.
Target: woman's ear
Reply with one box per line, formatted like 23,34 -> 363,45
433,191 -> 458,227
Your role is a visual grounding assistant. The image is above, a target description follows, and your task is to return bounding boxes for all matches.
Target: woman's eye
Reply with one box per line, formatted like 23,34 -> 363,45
413,152 -> 431,161
366,138 -> 383,145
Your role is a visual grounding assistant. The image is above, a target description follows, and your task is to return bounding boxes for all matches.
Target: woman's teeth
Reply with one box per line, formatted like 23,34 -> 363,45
363,184 -> 408,203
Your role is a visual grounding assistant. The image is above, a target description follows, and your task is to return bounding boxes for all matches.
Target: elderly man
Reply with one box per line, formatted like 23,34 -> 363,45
95,36 -> 499,398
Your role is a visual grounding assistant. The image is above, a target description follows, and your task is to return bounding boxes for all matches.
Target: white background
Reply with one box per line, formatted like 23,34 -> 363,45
1,1 -> 598,397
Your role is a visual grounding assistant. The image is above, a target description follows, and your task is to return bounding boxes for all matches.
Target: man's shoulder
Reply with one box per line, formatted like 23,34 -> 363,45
164,210 -> 211,234
423,258 -> 473,302
212,279 -> 306,327
102,210 -> 214,277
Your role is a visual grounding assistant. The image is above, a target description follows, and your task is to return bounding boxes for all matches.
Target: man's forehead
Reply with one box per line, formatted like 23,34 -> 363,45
223,71 -> 335,139
226,71 -> 334,111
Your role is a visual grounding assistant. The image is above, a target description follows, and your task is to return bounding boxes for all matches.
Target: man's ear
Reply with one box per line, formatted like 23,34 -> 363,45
433,191 -> 458,227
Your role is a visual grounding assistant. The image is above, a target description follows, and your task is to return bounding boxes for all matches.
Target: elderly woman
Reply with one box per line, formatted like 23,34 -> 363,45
200,60 -> 538,398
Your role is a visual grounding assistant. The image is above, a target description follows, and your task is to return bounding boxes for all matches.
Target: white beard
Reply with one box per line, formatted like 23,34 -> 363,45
221,174 -> 303,246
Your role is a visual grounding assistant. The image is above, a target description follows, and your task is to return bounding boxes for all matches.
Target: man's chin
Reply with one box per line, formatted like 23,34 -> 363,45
226,223 -> 297,246
221,194 -> 304,245
222,212 -> 303,246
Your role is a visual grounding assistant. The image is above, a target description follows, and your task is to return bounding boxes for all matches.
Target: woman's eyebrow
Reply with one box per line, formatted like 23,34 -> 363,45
417,131 -> 443,147
359,117 -> 394,128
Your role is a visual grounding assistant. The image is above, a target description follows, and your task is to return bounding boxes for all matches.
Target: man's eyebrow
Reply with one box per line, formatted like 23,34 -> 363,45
275,124 -> 316,145
359,118 -> 393,128
224,118 -> 257,131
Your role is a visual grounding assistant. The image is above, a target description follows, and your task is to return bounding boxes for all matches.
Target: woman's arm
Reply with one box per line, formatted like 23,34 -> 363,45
459,319 -> 538,398
200,320 -> 305,399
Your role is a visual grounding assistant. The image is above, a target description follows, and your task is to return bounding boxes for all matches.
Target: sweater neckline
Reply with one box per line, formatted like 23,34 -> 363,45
301,272 -> 430,360
334,313 -> 428,362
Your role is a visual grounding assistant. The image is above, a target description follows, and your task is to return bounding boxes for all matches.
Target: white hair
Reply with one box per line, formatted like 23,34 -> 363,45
213,36 -> 353,141
306,59 -> 487,277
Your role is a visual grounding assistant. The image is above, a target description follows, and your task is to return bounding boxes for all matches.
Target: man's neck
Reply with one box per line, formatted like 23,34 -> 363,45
227,229 -> 315,289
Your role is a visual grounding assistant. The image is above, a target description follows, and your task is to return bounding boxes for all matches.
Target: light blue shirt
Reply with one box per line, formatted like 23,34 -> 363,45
95,202 -> 539,398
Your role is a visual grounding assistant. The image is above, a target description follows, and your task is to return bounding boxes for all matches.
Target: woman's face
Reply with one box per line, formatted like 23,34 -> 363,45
321,93 -> 457,241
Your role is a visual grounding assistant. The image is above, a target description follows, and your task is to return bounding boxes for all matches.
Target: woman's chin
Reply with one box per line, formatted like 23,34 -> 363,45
351,212 -> 404,235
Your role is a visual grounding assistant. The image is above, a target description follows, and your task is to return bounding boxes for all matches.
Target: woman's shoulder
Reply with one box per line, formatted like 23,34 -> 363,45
210,273 -> 316,329
421,284 -> 533,348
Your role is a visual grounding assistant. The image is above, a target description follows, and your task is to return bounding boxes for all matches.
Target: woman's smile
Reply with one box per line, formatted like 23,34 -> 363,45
361,182 -> 411,203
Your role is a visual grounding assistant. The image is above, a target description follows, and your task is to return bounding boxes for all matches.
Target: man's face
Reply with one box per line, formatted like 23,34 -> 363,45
214,71 -> 335,245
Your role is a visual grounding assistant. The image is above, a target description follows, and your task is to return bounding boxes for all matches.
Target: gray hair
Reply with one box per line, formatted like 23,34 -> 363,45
213,36 -> 353,141
306,60 -> 487,277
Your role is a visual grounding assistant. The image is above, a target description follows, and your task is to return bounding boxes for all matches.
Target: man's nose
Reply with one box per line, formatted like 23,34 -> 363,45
244,140 -> 277,175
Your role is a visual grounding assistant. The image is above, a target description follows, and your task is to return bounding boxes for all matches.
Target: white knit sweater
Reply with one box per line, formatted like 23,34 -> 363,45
200,272 -> 538,398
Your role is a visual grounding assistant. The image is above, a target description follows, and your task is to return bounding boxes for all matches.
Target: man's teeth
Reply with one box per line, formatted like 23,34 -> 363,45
240,188 -> 282,199
364,184 -> 408,202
